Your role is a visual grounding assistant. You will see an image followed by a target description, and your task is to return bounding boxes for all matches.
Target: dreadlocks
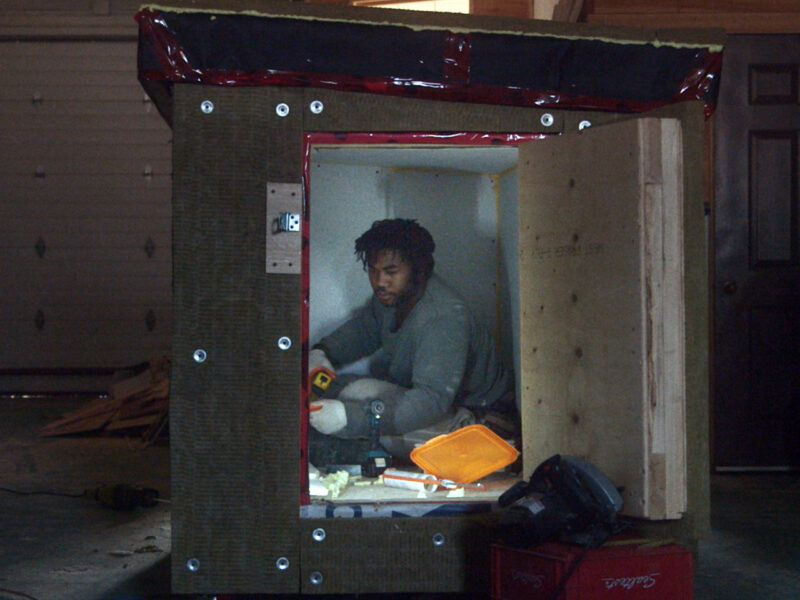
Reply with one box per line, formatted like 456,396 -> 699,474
354,219 -> 435,280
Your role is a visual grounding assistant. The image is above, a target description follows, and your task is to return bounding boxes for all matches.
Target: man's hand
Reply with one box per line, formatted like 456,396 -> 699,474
309,399 -> 347,435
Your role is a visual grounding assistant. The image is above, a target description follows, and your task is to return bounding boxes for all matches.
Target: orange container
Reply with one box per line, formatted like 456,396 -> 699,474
410,424 -> 518,484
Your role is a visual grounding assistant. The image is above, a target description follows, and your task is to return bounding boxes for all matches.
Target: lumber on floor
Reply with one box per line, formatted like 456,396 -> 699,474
39,356 -> 170,439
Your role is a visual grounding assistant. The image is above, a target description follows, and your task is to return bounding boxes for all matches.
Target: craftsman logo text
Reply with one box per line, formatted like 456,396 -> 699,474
510,570 -> 544,589
601,573 -> 660,590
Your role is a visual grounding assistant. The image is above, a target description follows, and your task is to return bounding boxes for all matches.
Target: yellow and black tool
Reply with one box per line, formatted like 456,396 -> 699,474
309,366 -> 335,411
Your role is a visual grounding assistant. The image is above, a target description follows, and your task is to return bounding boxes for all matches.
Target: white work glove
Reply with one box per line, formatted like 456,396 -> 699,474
309,399 -> 347,435
308,348 -> 335,376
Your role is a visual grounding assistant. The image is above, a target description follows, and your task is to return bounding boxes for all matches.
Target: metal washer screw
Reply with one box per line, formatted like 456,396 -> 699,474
276,557 -> 290,571
200,100 -> 214,114
276,103 -> 290,117
540,113 -> 555,127
310,571 -> 324,585
193,349 -> 207,363
309,100 -> 324,114
186,558 -> 200,572
579,120 -> 593,130
277,336 -> 292,350
432,533 -> 446,546
312,528 -> 326,542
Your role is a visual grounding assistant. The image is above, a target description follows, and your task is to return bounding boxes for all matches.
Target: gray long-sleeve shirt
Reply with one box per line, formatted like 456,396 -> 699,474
317,276 -> 514,436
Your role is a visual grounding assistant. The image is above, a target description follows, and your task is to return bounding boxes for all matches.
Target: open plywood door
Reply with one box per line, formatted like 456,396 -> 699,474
518,118 -> 687,520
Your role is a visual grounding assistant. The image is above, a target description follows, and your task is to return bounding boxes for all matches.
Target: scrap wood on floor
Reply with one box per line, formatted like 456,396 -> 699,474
38,356 -> 170,444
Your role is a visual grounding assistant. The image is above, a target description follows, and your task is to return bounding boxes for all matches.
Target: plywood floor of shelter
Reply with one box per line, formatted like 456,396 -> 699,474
311,470 -> 520,504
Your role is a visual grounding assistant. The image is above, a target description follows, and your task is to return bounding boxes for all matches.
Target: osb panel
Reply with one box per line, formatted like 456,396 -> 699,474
170,84 -> 304,594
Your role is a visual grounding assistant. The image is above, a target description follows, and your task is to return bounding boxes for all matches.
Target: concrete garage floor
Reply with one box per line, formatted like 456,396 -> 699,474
1,396 -> 170,600
1,396 -> 798,600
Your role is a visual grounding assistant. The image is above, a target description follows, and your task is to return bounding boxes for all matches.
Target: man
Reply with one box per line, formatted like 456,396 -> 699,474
308,219 -> 515,462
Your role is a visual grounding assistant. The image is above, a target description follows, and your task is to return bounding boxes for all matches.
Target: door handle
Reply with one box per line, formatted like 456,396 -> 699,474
722,280 -> 738,296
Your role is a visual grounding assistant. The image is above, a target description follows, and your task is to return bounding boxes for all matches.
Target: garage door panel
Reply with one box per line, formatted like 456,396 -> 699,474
3,284 -> 172,309
2,320 -> 173,369
0,141 -> 170,162
0,113 -> 169,132
3,55 -> 139,74
1,266 -> 171,300
0,156 -> 171,176
0,39 -> 172,387
5,173 -> 171,190
0,40 -> 137,61
0,96 -> 168,116
2,222 -> 170,243
0,127 -> 170,147
1,83 -> 150,102
0,193 -> 171,219
4,305 -> 172,323
1,254 -> 171,278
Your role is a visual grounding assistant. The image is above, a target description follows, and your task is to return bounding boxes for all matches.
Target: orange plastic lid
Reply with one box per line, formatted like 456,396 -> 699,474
409,424 -> 518,484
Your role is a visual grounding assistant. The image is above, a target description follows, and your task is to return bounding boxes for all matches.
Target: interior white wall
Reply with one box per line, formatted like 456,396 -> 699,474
495,169 -> 521,411
309,163 -> 385,374
308,150 -> 519,382
384,169 -> 499,334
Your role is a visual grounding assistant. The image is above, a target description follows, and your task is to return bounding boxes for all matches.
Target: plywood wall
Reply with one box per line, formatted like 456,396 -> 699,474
0,37 -> 172,391
584,0 -> 800,32
470,0 -> 530,18
517,118 -> 687,520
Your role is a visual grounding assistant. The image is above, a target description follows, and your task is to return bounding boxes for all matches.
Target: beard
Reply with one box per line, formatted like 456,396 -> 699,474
374,281 -> 418,307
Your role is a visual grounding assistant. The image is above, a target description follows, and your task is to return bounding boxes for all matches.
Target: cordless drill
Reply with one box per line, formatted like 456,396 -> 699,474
361,399 -> 393,477
84,484 -> 160,510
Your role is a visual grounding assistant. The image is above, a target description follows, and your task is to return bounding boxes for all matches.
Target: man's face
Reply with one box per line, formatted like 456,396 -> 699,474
367,250 -> 416,307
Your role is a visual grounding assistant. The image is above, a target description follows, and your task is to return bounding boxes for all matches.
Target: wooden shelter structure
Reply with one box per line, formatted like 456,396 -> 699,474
136,2 -> 724,594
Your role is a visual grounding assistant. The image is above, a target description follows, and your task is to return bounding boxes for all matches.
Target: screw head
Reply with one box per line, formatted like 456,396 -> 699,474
312,528 -> 326,542
432,533 -> 446,546
309,100 -> 324,114
193,349 -> 207,363
540,113 -> 554,127
276,103 -> 290,117
200,100 -> 214,114
276,556 -> 290,571
186,557 -> 200,572
310,571 -> 324,585
579,120 -> 593,130
277,336 -> 292,350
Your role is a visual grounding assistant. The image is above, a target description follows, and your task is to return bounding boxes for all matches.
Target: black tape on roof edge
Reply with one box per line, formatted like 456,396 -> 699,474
136,8 -> 722,118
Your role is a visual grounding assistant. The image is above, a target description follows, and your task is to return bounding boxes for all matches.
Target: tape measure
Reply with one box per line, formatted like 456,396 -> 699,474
311,367 -> 334,394
309,366 -> 335,412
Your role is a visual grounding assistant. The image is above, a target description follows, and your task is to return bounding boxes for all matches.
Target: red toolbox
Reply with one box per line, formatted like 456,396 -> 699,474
491,539 -> 693,600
